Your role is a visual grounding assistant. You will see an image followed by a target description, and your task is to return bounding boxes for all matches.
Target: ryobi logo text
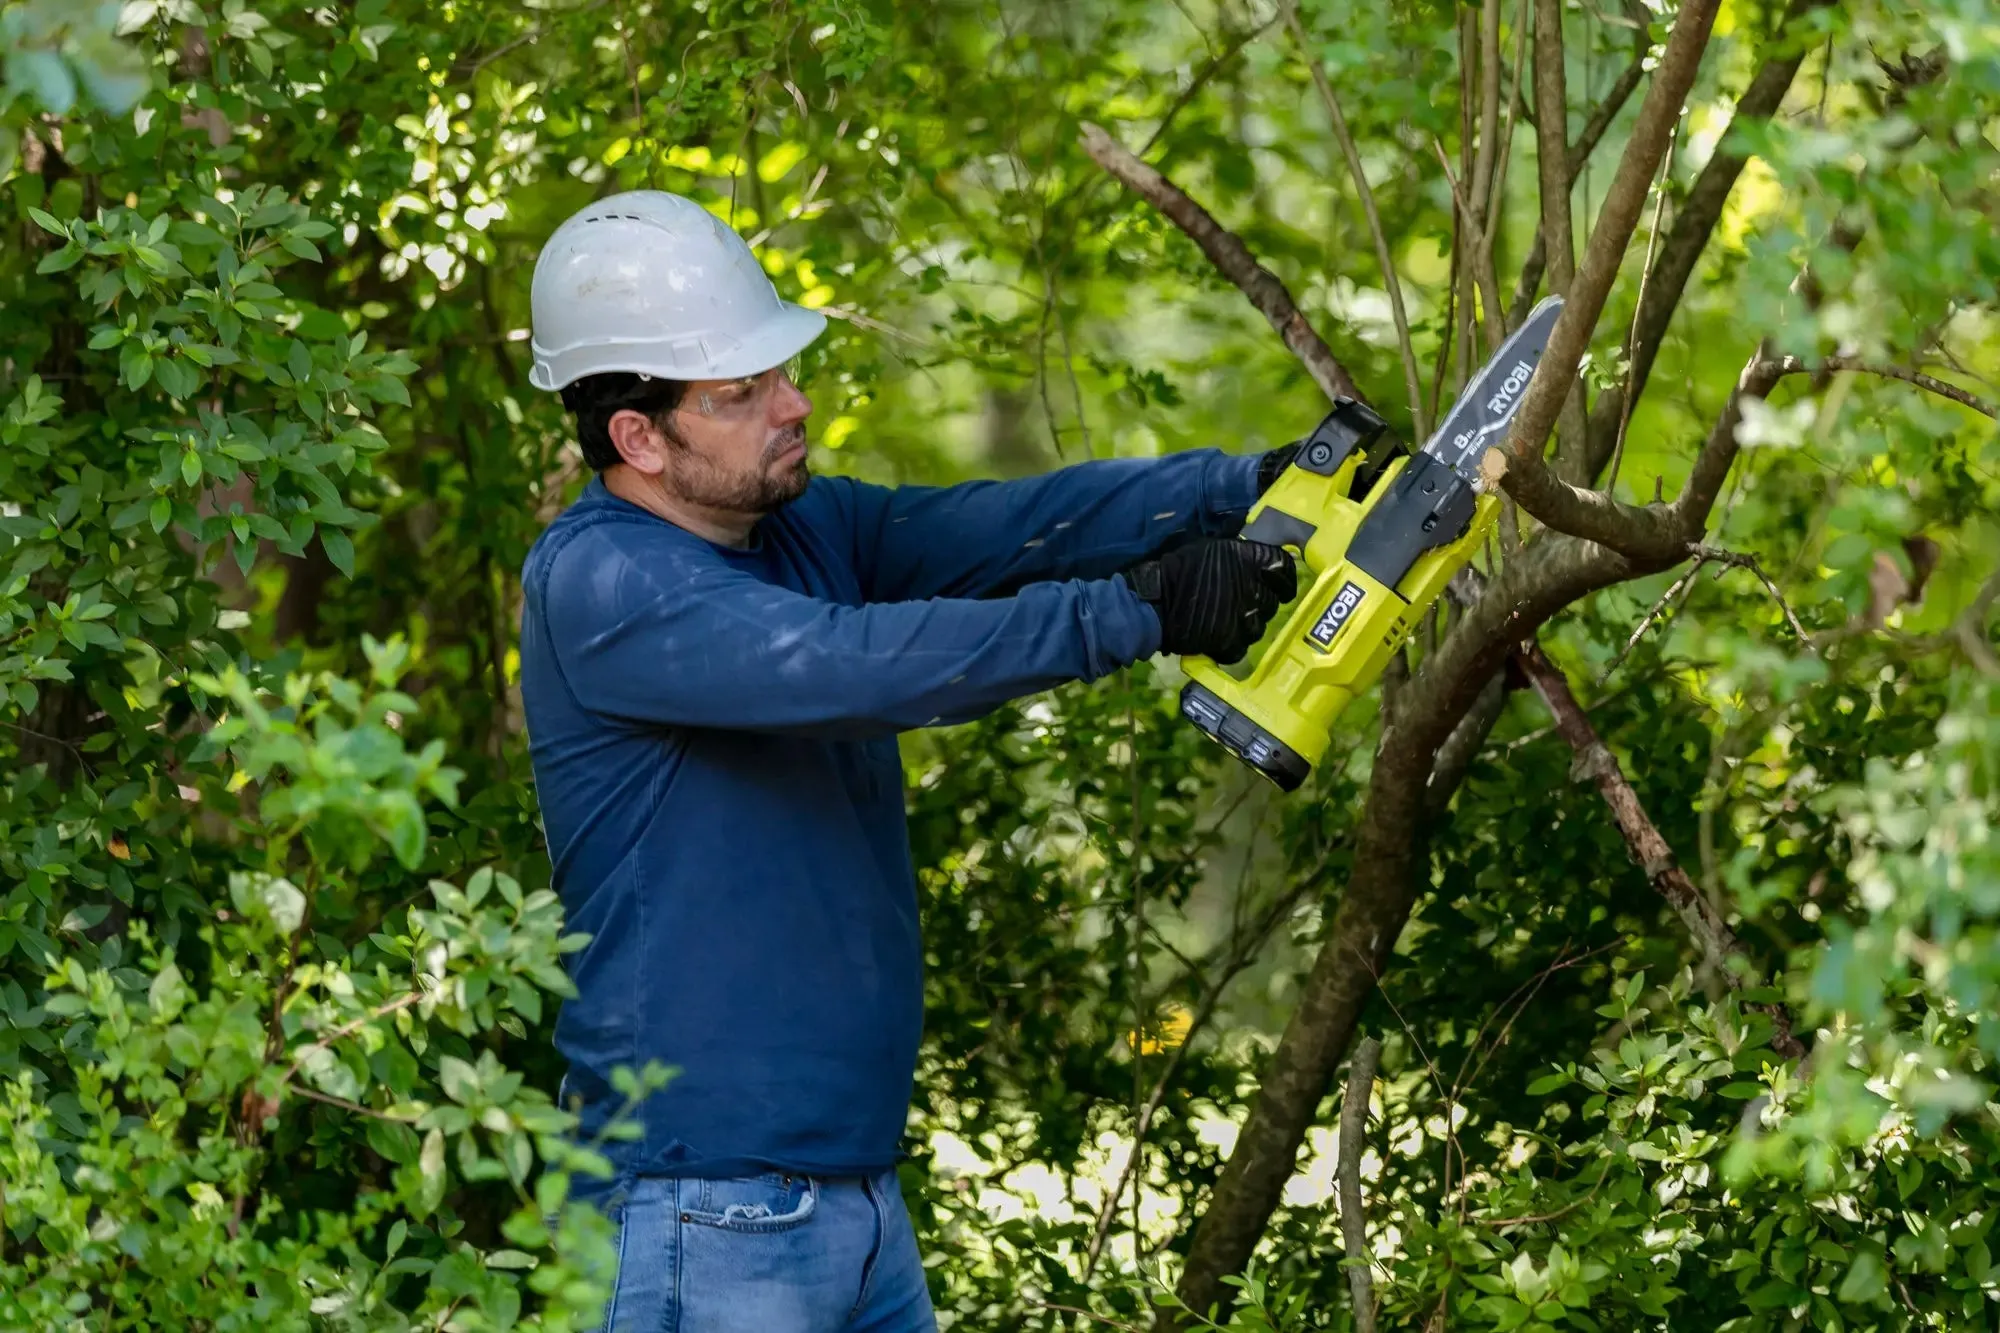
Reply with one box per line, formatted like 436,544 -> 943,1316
1447,359 -> 1536,460
1485,359 -> 1533,414
1306,581 -> 1368,651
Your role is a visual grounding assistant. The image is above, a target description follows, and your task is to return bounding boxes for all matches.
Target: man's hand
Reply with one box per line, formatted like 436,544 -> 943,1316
1256,442 -> 1302,494
1123,537 -> 1296,665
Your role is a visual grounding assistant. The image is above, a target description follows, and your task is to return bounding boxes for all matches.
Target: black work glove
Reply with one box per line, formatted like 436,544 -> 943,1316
1256,441 -> 1303,494
1123,537 -> 1297,664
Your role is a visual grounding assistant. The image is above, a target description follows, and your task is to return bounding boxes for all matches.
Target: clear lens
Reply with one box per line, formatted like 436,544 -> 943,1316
686,363 -> 797,420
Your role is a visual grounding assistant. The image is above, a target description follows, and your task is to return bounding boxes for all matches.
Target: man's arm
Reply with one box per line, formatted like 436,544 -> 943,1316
536,531 -> 1161,741
830,448 -> 1262,603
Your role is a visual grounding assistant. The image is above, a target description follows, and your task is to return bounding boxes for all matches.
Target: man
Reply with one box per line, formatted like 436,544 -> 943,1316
518,190 -> 1299,1332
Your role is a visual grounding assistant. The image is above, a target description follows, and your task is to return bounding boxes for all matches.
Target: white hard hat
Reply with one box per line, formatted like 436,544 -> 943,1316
527,190 -> 826,391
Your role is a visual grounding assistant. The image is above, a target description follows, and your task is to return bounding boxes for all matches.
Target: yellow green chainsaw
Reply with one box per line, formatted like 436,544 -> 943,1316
1178,295 -> 1564,790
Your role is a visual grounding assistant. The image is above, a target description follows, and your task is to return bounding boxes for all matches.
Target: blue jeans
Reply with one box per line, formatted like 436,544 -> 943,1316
594,1169 -> 937,1332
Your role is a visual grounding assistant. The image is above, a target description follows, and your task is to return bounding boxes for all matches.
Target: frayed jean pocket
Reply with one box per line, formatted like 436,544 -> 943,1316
680,1172 -> 817,1233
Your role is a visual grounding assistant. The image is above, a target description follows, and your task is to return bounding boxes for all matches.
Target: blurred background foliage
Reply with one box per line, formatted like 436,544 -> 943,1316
0,0 -> 1996,1328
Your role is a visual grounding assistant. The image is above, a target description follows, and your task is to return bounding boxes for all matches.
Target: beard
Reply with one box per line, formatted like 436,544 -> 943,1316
665,424 -> 810,514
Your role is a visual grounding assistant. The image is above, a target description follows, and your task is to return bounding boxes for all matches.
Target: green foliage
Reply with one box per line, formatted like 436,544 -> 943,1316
0,0 -> 1995,1327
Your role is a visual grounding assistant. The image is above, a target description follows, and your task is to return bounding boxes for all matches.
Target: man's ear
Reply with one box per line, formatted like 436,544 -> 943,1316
607,409 -> 668,474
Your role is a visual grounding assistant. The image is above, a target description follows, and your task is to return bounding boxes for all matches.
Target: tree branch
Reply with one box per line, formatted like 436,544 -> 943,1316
1469,0 -> 1504,252
1532,0 -> 1575,297
1430,140 -> 1509,365
1338,1036 -> 1383,1333
1512,644 -> 1805,1059
1601,127 -> 1680,495
1582,0 -> 1830,477
1080,122 -> 1363,405
1670,350 -> 1787,527
1498,336 -> 1781,562
1508,19 -> 1649,328
1490,0 -> 1721,501
1282,4 -> 1428,434
1533,0 -> 1594,478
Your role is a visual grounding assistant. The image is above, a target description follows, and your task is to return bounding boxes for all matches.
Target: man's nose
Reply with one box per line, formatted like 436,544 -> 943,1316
771,374 -> 812,426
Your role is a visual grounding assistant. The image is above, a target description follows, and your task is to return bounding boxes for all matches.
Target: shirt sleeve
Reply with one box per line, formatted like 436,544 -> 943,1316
830,449 -> 1262,603
536,529 -> 1164,740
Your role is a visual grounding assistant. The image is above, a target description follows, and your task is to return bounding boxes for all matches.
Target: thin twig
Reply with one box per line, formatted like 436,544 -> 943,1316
450,0 -> 615,82
1604,125 -> 1681,495
1127,689 -> 1144,1260
1769,355 -> 1998,419
1450,939 -> 1624,1105
1362,961 -> 1464,1197
276,990 -> 426,1092
1430,139 -> 1493,258
1282,2 -> 1428,434
1600,557 -> 1706,679
1689,543 -> 1817,653
289,1084 -> 422,1123
816,304 -> 935,349
1485,1158 -> 1614,1227
1140,15 -> 1282,157
1081,865 -> 1323,1277
744,162 -> 830,248
1954,570 -> 2000,677
1029,1301 -> 1148,1332
1338,1037 -> 1383,1333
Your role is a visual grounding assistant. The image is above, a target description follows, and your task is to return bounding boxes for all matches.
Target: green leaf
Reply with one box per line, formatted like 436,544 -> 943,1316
149,495 -> 172,533
180,451 -> 202,487
13,51 -> 77,115
322,528 -> 355,578
28,207 -> 67,238
121,343 -> 154,391
1527,1072 -> 1570,1096
1967,1239 -> 1992,1283
437,1055 -> 479,1105
196,194 -> 238,227
416,1128 -> 446,1217
366,1117 -> 420,1165
1836,1250 -> 1887,1304
153,356 -> 199,400
148,962 -> 188,1018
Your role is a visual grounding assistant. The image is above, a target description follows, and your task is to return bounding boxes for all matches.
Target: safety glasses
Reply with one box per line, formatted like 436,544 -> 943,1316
685,355 -> 806,421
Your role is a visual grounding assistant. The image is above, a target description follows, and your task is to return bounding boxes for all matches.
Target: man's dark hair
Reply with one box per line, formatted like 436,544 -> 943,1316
559,372 -> 689,470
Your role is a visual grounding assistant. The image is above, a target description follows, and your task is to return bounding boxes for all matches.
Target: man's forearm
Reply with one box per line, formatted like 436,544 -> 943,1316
849,449 -> 1263,602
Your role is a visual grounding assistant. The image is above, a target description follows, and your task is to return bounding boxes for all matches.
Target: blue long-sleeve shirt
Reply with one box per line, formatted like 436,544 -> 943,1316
518,448 -> 1261,1191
